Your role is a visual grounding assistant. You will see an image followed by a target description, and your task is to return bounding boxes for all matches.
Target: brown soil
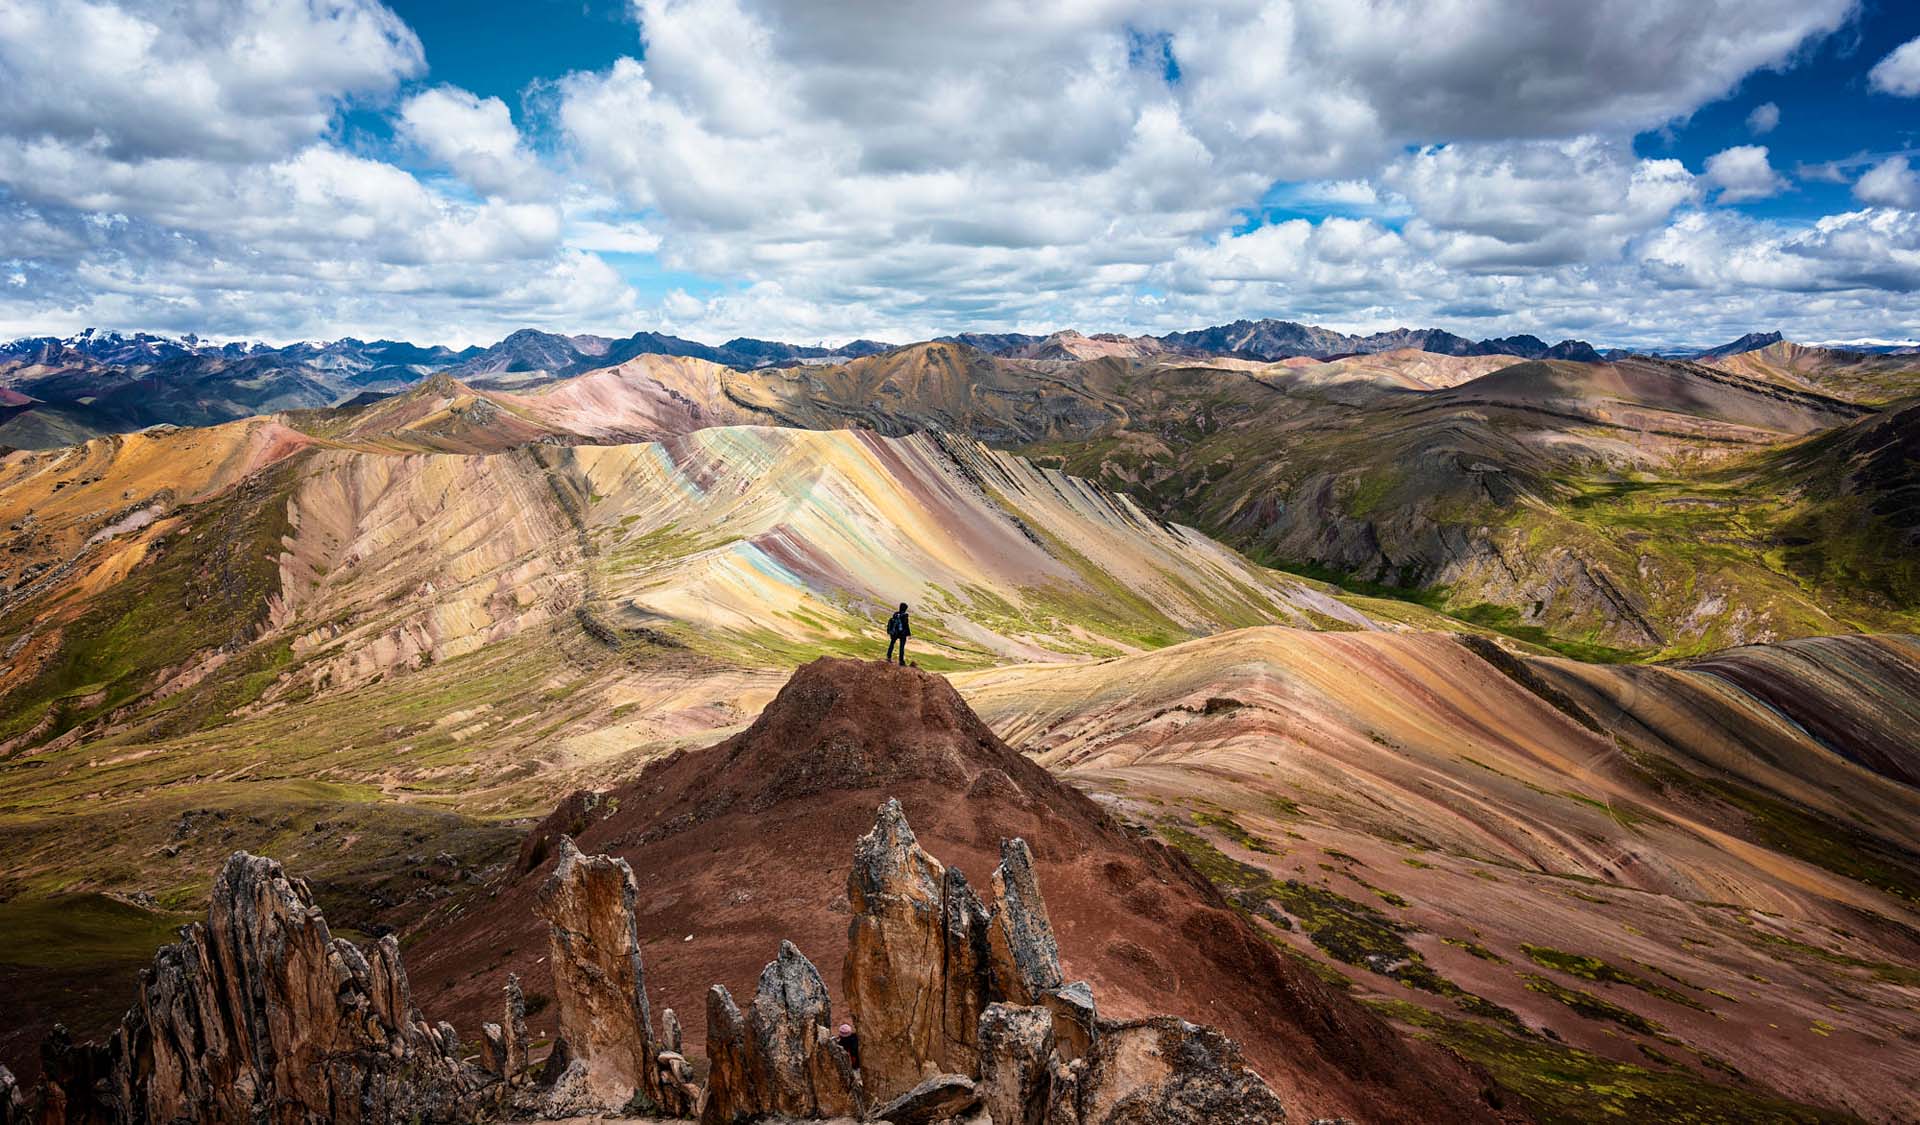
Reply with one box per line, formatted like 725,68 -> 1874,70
407,657 -> 1524,1123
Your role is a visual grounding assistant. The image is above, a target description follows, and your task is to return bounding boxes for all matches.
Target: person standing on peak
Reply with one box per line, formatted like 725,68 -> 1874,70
885,603 -> 911,666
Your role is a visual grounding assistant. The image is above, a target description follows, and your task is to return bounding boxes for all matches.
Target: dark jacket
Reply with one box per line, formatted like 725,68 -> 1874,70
887,610 -> 911,638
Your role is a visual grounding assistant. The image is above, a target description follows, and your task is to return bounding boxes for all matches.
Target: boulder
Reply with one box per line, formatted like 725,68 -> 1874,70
535,835 -> 658,1107
870,1073 -> 980,1125
987,837 -> 1064,1005
977,1004 -> 1058,1125
32,852 -> 481,1124
844,798 -> 991,1101
1075,1018 -> 1287,1125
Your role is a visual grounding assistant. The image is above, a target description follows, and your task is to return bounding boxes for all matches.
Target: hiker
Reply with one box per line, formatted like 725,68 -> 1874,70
885,603 -> 911,665
836,1022 -> 860,1070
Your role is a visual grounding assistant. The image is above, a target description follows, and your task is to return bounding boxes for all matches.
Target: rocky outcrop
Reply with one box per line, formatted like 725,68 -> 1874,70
1074,1018 -> 1288,1125
979,1005 -> 1287,1125
978,1004 -> 1060,1125
843,797 -> 990,1101
18,800 -> 1291,1125
530,834 -> 701,1117
28,852 -> 484,1124
535,836 -> 660,1107
839,800 -> 1287,1125
987,837 -> 1064,1005
517,789 -> 606,873
703,985 -> 760,1124
703,942 -> 861,1123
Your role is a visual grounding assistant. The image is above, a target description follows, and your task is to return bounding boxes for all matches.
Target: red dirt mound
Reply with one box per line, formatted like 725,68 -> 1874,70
407,657 -> 1521,1123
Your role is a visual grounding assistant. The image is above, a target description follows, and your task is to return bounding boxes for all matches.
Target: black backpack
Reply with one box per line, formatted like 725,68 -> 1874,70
887,611 -> 908,638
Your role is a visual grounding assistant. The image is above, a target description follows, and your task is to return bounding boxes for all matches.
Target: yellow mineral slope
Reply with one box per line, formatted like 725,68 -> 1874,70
230,424 -> 1371,716
0,418 -> 310,621
1276,348 -> 1525,390
1703,341 -> 1920,406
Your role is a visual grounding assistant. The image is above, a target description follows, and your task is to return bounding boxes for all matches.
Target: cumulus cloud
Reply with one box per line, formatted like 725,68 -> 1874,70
1704,145 -> 1787,202
0,0 -> 637,343
1854,156 -> 1920,209
1869,35 -> 1920,96
0,0 -> 1913,348
543,0 -> 1857,341
1382,137 -> 1695,270
1746,101 -> 1780,134
0,0 -> 423,162
399,86 -> 550,200
1641,207 -> 1920,294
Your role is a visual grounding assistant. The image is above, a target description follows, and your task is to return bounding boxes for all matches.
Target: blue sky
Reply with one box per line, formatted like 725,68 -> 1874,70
3,0 -> 1920,348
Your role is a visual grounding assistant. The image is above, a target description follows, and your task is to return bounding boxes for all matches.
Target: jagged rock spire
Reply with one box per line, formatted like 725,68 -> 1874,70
988,836 -> 1064,1004
704,943 -> 860,1124
535,835 -> 669,1110
19,803 -> 1291,1125
844,797 -> 992,1101
29,852 -> 479,1124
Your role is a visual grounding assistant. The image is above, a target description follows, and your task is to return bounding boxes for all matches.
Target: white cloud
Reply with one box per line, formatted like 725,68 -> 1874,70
1869,35 -> 1920,96
0,0 -> 422,162
1746,101 -> 1780,134
1704,144 -> 1786,202
0,0 -> 638,345
1854,156 -> 1920,210
1381,137 -> 1695,270
1639,207 -> 1920,293
541,0 -> 1857,342
0,0 -> 1911,349
399,86 -> 550,200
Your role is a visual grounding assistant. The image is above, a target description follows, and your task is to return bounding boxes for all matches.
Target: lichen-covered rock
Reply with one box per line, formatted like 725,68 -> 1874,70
535,835 -> 658,1107
704,942 -> 861,1121
0,1065 -> 22,1125
1041,982 -> 1098,1064
702,985 -> 759,1125
524,1058 -> 599,1119
871,1072 -> 980,1125
33,852 -> 483,1124
1076,1018 -> 1286,1125
988,837 -> 1063,1005
749,940 -> 836,1117
505,972 -> 533,1082
844,798 -> 991,1101
479,1022 -> 506,1077
805,1023 -> 862,1119
978,1004 -> 1058,1125
939,865 -> 994,1077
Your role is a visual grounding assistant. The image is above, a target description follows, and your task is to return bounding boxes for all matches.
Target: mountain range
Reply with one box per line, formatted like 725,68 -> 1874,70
2,317 -> 1918,1122
0,318 -> 1831,453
